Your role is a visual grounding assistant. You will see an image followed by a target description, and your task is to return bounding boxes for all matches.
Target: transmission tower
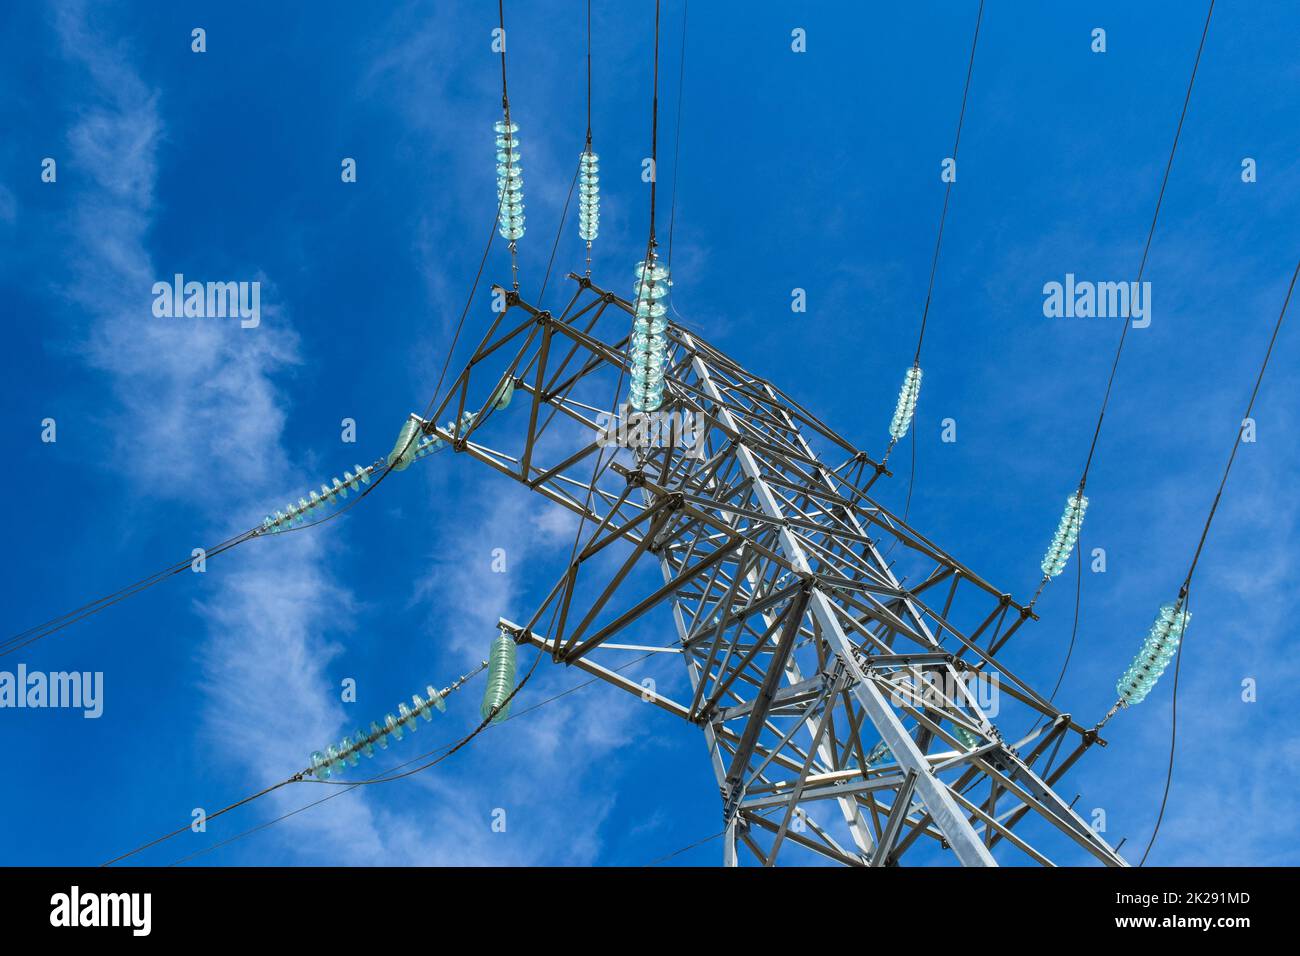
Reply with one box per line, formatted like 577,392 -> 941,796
410,272 -> 1126,867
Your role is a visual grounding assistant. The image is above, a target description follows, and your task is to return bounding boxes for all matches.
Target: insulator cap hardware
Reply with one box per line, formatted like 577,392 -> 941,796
1115,601 -> 1190,706
629,256 -> 671,412
262,465 -> 374,533
1040,493 -> 1088,578
495,119 -> 525,241
889,366 -> 922,440
480,630 -> 518,724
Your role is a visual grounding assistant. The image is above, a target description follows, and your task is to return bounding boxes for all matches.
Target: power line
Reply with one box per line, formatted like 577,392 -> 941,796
102,776 -> 301,867
645,827 -> 723,866
1137,585 -> 1189,867
8,178 -> 505,656
911,0 -> 985,368
1024,534 -> 1083,738
166,782 -> 358,867
1137,253 -> 1298,865
666,0 -> 688,269
116,335 -> 641,863
106,674 -> 518,864
647,0 -> 662,246
421,192 -> 505,422
120,650 -> 664,866
496,0 -> 510,111
308,650 -> 547,787
1046,533 -> 1084,706
124,353 -> 653,864
1177,255 -> 1297,595
1075,0 -> 1214,493
882,0 -> 985,480
536,155 -> 580,307
1027,0 -> 1213,615
585,0 -> 592,141
1,528 -> 256,658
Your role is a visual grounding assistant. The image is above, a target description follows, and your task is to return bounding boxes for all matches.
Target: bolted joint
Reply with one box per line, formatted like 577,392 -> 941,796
720,788 -> 749,829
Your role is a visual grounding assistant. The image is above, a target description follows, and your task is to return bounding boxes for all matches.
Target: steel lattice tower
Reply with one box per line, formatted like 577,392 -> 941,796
421,273 -> 1125,867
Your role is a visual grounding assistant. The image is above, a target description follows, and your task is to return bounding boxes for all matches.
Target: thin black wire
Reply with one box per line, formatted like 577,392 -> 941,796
1025,533 -> 1083,736
308,652 -> 546,787
143,331 -> 640,865
1046,532 -> 1084,706
1137,585 -> 1189,867
911,0 -> 984,367
422,192 -> 506,421
254,182 -> 504,537
107,670 -> 514,863
160,163 -> 510,838
9,178 -> 505,655
882,0 -> 983,483
1137,253 -> 1297,865
1024,0 -> 1212,616
647,0 -> 662,246
143,28 -> 650,852
878,403 -> 919,565
290,338 -> 634,797
1,529 -> 256,658
902,421 -> 917,522
645,827 -> 723,866
160,651 -> 660,866
538,155 -> 581,307
102,776 -> 301,867
1178,255 -> 1297,594
585,0 -> 592,142
497,0 -> 510,111
666,0 -> 688,269
242,185 -> 504,534
180,274 -> 644,850
167,783 -> 359,867
1076,0 -> 1214,492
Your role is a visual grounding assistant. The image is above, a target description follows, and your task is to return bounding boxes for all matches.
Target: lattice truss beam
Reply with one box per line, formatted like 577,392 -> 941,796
422,274 -> 1125,867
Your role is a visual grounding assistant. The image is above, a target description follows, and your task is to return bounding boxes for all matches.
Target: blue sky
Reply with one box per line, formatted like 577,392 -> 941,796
1,0 -> 1297,866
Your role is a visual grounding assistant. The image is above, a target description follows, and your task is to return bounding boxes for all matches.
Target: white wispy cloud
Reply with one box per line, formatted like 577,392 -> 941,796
49,1 -> 399,863
49,0 -> 677,867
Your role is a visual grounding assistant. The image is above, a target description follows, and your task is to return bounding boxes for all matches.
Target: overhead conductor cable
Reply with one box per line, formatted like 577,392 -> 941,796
1032,0 -> 1215,599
